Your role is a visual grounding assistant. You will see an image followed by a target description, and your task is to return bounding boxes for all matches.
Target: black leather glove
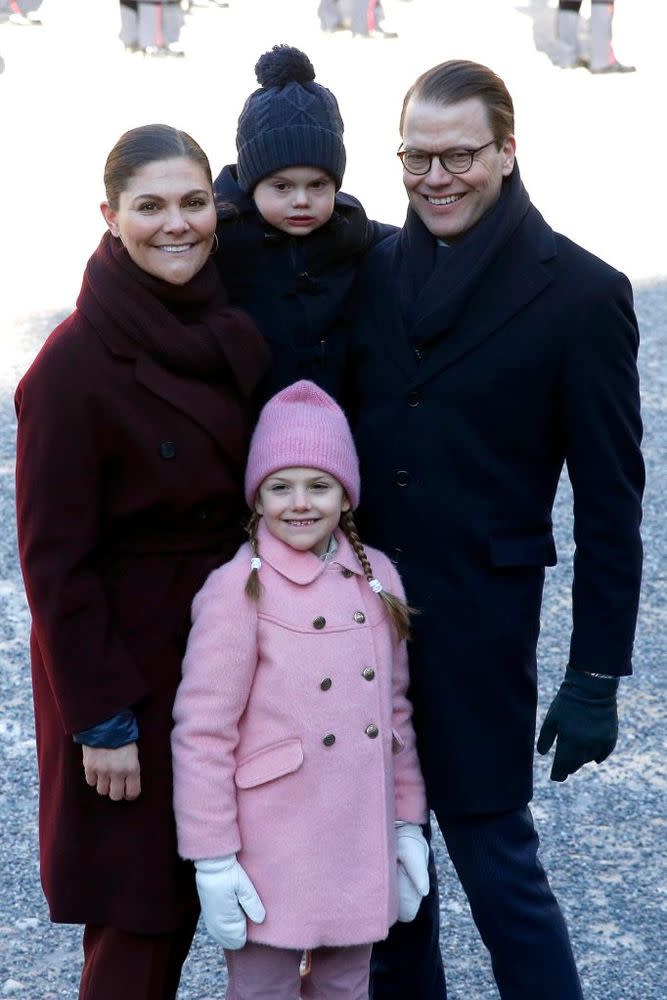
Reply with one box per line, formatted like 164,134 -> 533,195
536,667 -> 619,781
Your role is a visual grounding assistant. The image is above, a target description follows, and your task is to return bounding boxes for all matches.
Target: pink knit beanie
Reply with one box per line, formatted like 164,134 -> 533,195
245,381 -> 360,508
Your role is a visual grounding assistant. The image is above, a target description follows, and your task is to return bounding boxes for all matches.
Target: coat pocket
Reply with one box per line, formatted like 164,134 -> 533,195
234,737 -> 304,789
489,533 -> 557,568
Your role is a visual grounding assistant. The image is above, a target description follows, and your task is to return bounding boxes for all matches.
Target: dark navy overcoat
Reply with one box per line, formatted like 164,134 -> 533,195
349,205 -> 644,816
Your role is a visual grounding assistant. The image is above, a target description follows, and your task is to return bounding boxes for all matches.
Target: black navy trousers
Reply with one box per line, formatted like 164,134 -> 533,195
370,807 -> 583,999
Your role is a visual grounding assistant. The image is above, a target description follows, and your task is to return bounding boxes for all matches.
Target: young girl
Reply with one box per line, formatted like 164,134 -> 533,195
171,380 -> 429,999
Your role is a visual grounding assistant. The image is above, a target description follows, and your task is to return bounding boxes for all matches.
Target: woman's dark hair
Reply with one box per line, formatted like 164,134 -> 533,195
400,59 -> 514,147
103,124 -> 213,210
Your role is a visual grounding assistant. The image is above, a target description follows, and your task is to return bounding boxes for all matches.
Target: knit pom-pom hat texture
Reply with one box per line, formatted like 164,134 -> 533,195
236,44 -> 346,193
244,380 -> 360,509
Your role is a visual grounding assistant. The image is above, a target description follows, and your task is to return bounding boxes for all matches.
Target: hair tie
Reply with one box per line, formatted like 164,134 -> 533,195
369,578 -> 383,594
250,557 -> 262,571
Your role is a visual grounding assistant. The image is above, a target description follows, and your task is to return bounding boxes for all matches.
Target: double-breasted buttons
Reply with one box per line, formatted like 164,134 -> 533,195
395,470 -> 411,487
313,616 -> 326,629
407,389 -> 422,407
322,733 -> 336,747
365,724 -> 379,739
341,568 -> 354,578
159,441 -> 176,459
353,611 -> 366,624
361,667 -> 375,681
320,678 -> 332,691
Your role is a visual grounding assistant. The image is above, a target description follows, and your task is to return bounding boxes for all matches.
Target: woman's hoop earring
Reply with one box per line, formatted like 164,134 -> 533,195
210,232 -> 219,255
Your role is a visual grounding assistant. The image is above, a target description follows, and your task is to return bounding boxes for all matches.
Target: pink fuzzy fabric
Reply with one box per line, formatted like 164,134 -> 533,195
172,521 -> 427,949
244,380 -> 361,508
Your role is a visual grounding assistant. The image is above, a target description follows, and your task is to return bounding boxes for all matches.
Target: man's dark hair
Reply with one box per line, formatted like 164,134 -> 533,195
400,60 -> 515,147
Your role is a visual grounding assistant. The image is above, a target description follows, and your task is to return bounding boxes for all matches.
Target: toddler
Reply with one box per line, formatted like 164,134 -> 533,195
213,45 -> 395,401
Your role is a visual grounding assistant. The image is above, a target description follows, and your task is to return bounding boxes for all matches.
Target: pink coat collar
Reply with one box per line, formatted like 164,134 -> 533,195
256,519 -> 363,586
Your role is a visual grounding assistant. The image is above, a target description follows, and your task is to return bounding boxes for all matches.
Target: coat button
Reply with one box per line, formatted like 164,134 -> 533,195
361,667 -> 375,681
322,733 -> 336,747
320,677 -> 332,691
159,441 -> 177,459
296,271 -> 318,293
341,568 -> 354,578
365,724 -> 379,739
407,390 -> 422,407
395,470 -> 411,487
353,611 -> 366,624
313,616 -> 326,629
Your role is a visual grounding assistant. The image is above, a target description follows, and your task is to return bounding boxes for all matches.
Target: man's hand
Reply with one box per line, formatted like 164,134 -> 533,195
82,742 -> 141,800
537,667 -> 619,781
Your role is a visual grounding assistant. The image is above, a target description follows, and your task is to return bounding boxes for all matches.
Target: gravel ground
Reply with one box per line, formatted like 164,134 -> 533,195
1,2 -> 664,998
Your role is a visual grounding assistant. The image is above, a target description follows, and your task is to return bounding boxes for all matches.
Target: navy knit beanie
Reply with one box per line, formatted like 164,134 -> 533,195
236,45 -> 346,193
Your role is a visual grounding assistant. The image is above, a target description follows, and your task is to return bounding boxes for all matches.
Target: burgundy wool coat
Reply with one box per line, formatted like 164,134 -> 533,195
15,256 -> 269,933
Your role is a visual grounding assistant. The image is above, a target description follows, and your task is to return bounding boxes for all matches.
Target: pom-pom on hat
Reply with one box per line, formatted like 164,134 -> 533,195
245,381 -> 360,509
236,44 -> 346,193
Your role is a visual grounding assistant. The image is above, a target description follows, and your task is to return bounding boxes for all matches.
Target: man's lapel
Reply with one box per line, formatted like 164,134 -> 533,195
408,211 -> 557,386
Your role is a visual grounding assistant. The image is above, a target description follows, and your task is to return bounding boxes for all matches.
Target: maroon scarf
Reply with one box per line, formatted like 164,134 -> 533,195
77,231 -> 270,395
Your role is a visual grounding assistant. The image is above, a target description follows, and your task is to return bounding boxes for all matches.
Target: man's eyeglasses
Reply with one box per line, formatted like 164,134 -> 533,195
397,139 -> 498,176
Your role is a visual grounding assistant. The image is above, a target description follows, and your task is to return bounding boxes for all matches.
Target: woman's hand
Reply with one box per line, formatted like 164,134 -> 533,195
82,742 -> 141,801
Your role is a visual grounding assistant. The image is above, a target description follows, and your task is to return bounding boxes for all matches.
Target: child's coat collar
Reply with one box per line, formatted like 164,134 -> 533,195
256,518 -> 362,585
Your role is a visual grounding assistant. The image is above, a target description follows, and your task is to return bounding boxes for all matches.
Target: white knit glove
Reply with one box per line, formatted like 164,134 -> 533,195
395,822 -> 430,922
195,855 -> 266,949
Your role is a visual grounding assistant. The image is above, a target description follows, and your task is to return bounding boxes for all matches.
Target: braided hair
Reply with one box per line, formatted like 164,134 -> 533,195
244,508 -> 415,639
339,510 -> 415,641
244,511 -> 262,599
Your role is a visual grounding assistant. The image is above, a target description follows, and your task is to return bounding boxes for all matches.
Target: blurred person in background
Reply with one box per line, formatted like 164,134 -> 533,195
15,123 -> 270,1000
556,0 -> 635,73
318,0 -> 345,32
347,0 -> 397,38
0,0 -> 44,26
319,0 -> 398,38
119,0 -> 186,57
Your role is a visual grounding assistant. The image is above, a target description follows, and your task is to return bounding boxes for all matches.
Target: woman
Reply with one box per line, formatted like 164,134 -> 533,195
14,124 -> 270,999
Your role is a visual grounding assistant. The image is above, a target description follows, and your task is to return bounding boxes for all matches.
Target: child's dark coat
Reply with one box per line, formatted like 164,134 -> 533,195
214,164 -> 395,401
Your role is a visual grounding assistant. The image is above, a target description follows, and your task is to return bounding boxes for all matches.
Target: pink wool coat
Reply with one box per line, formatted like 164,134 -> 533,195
172,520 -> 427,949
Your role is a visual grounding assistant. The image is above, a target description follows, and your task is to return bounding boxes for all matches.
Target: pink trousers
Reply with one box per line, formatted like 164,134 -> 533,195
225,941 -> 372,999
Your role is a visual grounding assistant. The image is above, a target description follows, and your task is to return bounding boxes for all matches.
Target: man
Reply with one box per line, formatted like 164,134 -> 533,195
349,60 -> 643,998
